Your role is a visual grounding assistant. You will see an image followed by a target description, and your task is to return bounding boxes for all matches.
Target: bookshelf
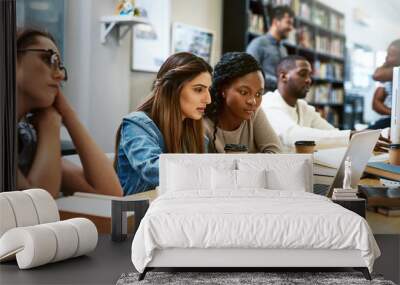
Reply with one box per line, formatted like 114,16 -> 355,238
222,0 -> 347,128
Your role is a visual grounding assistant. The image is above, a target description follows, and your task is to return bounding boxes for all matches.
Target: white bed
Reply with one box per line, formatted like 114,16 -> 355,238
131,154 -> 380,280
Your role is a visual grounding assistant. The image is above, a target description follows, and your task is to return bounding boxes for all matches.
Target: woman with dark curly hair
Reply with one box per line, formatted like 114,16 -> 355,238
204,52 -> 282,153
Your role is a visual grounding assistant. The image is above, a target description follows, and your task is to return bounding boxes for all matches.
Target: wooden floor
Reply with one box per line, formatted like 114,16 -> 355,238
367,210 -> 400,234
360,178 -> 400,234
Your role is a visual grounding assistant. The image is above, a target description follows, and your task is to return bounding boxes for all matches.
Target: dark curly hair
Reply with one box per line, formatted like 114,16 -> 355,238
205,52 -> 265,150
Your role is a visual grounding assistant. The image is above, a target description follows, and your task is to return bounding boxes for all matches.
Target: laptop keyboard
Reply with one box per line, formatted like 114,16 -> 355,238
313,184 -> 330,196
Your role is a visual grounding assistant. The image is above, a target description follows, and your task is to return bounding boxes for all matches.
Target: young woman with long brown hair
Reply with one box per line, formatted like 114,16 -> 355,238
114,52 -> 212,195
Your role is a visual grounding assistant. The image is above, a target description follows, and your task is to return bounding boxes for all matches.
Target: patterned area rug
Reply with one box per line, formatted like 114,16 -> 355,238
116,271 -> 396,285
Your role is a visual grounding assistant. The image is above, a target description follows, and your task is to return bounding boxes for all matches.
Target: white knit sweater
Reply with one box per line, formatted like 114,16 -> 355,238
261,90 -> 350,149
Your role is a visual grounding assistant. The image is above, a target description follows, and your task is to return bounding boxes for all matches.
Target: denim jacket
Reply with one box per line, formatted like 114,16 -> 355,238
116,111 -> 166,195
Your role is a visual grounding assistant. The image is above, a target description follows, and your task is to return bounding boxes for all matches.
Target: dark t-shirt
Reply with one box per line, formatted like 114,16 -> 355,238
18,120 -> 37,176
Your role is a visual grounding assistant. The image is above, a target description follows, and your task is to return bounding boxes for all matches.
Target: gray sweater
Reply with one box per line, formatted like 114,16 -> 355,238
204,108 -> 282,153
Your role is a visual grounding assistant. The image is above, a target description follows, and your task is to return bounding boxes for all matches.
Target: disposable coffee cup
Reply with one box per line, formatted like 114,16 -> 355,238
389,144 -> 400,166
224,144 -> 248,154
294,140 -> 316,154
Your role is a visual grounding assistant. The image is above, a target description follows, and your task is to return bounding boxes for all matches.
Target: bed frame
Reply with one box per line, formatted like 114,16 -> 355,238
139,249 -> 371,280
124,154 -> 372,281
110,199 -> 371,281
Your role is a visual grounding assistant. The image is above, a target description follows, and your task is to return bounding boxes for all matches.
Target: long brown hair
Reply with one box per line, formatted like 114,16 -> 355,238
114,52 -> 212,169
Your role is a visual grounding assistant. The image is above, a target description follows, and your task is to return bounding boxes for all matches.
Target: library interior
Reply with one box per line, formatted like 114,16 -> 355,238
1,0 -> 400,284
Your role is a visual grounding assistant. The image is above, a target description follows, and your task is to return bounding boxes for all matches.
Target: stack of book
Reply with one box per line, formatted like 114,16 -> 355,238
364,162 -> 400,181
332,188 -> 358,200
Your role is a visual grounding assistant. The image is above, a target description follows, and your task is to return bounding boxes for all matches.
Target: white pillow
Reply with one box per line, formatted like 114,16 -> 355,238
211,169 -> 268,190
266,162 -> 308,191
167,162 -> 212,191
237,157 -> 311,192
212,168 -> 237,190
236,169 -> 267,189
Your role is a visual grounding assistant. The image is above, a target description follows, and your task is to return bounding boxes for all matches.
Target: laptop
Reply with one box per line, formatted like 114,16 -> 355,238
312,130 -> 381,197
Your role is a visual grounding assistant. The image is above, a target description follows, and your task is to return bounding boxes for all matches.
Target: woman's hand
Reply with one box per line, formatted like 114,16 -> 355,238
52,90 -> 123,196
374,134 -> 391,153
53,90 -> 75,120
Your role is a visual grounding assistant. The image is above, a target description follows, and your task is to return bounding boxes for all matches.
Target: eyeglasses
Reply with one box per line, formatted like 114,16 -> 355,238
17,48 -> 68,81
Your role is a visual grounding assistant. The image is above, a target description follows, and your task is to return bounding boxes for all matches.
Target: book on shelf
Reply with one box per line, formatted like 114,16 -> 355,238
291,0 -> 300,17
330,13 -> 344,34
291,0 -> 311,20
315,35 -> 330,54
248,12 -> 265,35
330,88 -> 344,104
313,83 -> 330,103
313,6 -> 329,29
331,38 -> 345,57
326,108 -> 340,127
308,85 -> 344,105
296,25 -> 313,49
365,162 -> 400,181
270,0 -> 292,6
311,106 -> 340,127
313,61 -> 344,81
299,2 -> 311,20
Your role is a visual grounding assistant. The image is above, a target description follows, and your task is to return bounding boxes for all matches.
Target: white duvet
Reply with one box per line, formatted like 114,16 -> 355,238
131,190 -> 380,273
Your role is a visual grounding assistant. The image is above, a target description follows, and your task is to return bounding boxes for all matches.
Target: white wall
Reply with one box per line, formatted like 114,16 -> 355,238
64,0 -> 131,152
319,0 -> 400,122
64,0 -> 222,151
129,0 -> 222,111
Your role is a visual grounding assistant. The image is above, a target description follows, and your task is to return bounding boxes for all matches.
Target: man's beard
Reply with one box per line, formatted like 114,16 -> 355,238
279,29 -> 289,40
298,87 -> 309,99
